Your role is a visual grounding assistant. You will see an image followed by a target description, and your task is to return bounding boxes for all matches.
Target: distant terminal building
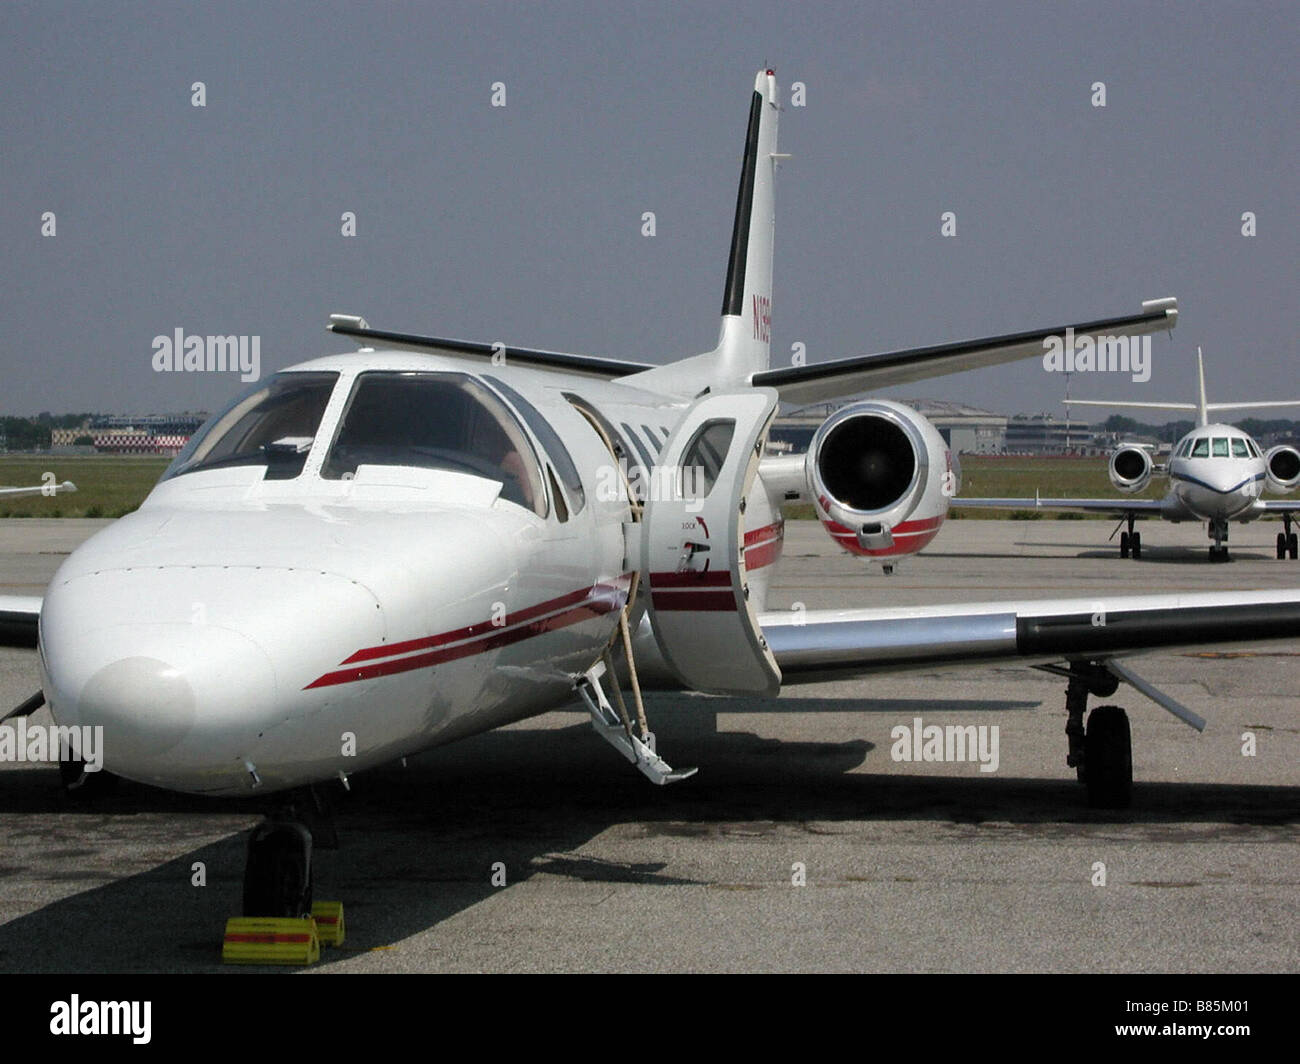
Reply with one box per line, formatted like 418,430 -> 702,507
1003,412 -> 1097,455
50,413 -> 206,457
770,398 -> 1007,455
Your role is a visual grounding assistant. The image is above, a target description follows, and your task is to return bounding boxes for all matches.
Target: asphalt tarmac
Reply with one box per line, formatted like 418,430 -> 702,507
0,517 -> 1296,972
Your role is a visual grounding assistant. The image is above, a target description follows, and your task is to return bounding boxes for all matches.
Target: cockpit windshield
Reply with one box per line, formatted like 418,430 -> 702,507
163,372 -> 338,481
322,371 -> 547,515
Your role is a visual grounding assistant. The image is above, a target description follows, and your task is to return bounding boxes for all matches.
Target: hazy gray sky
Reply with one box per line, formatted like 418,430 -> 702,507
2,1 -> 1295,420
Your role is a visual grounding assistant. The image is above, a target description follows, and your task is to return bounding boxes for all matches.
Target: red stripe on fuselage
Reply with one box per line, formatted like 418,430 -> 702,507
307,577 -> 630,689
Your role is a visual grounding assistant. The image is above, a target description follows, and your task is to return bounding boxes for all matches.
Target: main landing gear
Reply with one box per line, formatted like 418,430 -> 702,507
1208,518 -> 1231,562
1118,514 -> 1141,560
1044,663 -> 1132,808
1277,513 -> 1298,560
223,786 -> 346,965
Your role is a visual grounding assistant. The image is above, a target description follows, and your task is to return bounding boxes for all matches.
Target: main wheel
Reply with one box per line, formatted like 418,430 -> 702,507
1280,533 -> 1289,560
243,821 -> 314,918
1130,531 -> 1141,559
1289,533 -> 1298,560
1119,531 -> 1130,559
1084,705 -> 1132,809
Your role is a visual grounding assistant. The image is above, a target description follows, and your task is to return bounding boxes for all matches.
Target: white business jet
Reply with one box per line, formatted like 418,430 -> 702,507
3,72 -> 1299,925
955,349 -> 1300,560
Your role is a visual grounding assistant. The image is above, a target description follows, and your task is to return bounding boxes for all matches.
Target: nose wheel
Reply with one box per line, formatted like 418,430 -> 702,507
1208,519 -> 1230,561
224,788 -> 345,964
243,820 -> 314,918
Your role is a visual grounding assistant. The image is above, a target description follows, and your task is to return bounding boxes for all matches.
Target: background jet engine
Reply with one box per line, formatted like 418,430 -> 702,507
1265,445 -> 1300,493
1108,445 -> 1154,494
804,400 -> 956,567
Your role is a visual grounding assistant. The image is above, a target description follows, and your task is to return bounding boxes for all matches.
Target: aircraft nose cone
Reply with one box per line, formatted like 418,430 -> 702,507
78,655 -> 197,757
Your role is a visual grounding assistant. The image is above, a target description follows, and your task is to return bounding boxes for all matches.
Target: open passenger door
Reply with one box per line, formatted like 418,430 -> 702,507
642,389 -> 781,695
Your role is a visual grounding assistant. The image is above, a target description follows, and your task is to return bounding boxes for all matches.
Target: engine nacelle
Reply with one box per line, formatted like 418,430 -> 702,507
805,400 -> 956,564
1265,445 -> 1300,494
1108,445 -> 1153,494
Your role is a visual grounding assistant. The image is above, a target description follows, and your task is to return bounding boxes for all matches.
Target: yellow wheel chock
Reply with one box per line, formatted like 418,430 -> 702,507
221,902 -> 344,965
311,901 -> 345,947
222,917 -> 320,965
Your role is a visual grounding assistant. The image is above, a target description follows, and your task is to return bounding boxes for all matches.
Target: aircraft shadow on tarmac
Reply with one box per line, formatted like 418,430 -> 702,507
0,695 -> 1296,972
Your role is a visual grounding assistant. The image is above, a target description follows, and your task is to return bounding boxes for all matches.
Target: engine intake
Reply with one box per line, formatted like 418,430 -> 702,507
1266,445 -> 1300,493
1109,445 -> 1153,494
805,400 -> 953,562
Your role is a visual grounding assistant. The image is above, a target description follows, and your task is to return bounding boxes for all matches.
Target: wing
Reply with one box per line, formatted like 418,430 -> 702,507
952,496 -> 1165,515
0,596 -> 41,648
760,589 -> 1300,684
751,299 -> 1178,404
1259,500 -> 1300,513
0,481 -> 76,499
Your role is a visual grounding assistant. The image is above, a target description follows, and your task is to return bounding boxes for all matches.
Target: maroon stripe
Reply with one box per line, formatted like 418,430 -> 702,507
652,590 -> 737,612
650,570 -> 732,588
307,597 -> 622,689
343,579 -> 628,665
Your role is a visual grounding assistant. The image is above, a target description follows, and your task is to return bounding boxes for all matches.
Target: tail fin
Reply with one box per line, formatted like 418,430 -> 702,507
717,70 -> 781,381
1196,346 -> 1209,426
626,70 -> 782,396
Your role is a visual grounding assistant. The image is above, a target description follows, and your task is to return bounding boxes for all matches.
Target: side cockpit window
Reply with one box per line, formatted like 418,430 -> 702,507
1231,438 -> 1249,458
323,371 -> 547,516
1190,438 -> 1209,458
163,371 -> 338,481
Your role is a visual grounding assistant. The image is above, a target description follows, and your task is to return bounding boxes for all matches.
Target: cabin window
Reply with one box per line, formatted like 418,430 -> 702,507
680,419 -> 735,499
483,376 -> 585,515
162,371 -> 338,481
322,371 -> 546,516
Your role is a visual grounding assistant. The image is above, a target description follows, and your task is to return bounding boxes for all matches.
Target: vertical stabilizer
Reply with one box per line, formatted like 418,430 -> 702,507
1196,346 -> 1209,427
717,70 -> 781,382
625,70 -> 781,396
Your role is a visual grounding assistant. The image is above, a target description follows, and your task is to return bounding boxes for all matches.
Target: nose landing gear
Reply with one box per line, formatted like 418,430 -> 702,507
223,786 -> 346,965
1208,518 -> 1230,561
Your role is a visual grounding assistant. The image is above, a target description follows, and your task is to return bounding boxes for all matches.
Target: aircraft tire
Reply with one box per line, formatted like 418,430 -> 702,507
1279,533 -> 1288,560
1130,532 -> 1141,559
1084,705 -> 1132,809
1289,533 -> 1298,560
1119,532 -> 1130,559
243,821 -> 314,918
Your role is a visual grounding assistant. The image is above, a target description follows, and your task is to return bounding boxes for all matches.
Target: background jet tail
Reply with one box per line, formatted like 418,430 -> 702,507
628,70 -> 782,396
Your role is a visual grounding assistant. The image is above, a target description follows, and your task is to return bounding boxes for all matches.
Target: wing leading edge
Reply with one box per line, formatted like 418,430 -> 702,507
0,596 -> 41,648
760,588 -> 1300,682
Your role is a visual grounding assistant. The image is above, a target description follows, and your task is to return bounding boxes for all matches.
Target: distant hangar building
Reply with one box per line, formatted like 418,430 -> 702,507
770,399 -> 1007,454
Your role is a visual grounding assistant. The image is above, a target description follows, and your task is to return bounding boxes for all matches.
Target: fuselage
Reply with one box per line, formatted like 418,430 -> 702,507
37,353 -> 784,796
1161,422 -> 1269,523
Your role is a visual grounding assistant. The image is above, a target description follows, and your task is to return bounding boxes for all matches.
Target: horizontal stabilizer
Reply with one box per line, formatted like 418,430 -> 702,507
327,316 -> 652,379
752,299 -> 1178,404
